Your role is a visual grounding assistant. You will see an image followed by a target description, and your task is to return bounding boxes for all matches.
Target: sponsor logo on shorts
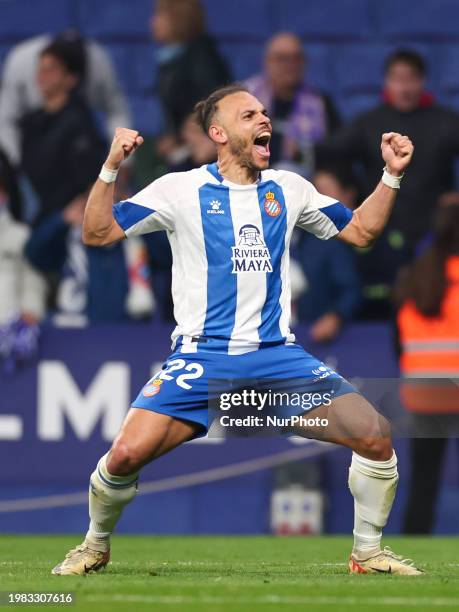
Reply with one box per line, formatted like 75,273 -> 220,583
311,365 -> 336,382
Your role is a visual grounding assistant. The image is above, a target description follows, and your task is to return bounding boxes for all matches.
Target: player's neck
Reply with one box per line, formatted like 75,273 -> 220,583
217,157 -> 260,185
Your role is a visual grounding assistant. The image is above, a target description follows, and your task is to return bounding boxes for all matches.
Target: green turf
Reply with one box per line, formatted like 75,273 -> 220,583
0,536 -> 458,612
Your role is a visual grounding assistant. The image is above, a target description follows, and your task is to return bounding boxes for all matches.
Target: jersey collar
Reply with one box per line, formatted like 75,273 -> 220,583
206,162 -> 263,186
206,162 -> 224,183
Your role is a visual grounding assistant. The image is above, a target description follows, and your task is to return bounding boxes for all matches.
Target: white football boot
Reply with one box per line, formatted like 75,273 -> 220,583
51,542 -> 110,575
349,546 -> 423,575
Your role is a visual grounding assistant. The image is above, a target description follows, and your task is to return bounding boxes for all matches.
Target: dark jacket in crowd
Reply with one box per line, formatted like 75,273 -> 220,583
0,148 -> 22,221
142,230 -> 174,321
157,34 -> 231,133
317,101 -> 459,247
354,226 -> 411,320
293,233 -> 361,322
20,92 -> 105,225
25,212 -> 129,322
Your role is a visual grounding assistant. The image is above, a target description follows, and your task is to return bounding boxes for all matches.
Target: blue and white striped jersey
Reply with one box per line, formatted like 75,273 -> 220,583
113,163 -> 353,354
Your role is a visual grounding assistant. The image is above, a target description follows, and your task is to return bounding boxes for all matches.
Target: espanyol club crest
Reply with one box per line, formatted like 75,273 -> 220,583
143,379 -> 163,397
264,190 -> 282,217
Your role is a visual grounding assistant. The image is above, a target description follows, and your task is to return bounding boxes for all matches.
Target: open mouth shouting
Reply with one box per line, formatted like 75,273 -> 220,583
253,131 -> 271,160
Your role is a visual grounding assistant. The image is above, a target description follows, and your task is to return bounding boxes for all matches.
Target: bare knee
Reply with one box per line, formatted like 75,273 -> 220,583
106,440 -> 144,476
348,408 -> 393,460
355,436 -> 393,461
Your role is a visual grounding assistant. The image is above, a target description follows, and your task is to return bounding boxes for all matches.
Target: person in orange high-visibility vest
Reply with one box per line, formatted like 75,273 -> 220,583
395,201 -> 459,534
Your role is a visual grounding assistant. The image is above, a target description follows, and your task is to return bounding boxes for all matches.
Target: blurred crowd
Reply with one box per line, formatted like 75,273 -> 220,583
0,0 -> 458,351
0,0 -> 458,535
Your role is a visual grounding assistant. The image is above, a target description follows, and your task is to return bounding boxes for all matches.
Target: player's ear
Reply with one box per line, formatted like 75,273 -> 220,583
209,124 -> 227,145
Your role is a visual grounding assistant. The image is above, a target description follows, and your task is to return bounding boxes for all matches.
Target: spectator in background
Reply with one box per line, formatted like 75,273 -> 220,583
170,111 -> 217,171
25,194 -> 156,325
134,111 -> 217,321
151,0 -> 231,158
141,229 -> 174,322
0,151 -> 45,373
394,201 -> 459,534
139,110 -> 218,321
245,33 -> 340,176
353,226 -> 410,321
19,40 -> 105,226
317,49 -> 459,252
293,164 -> 361,342
0,30 -> 130,167
319,166 -> 410,321
0,147 -> 22,221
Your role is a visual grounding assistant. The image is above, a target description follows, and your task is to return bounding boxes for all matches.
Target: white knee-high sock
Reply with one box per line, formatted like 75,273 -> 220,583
348,451 -> 398,558
84,453 -> 139,552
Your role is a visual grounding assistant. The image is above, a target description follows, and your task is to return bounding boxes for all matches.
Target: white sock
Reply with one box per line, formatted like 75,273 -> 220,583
84,452 -> 139,552
348,451 -> 398,559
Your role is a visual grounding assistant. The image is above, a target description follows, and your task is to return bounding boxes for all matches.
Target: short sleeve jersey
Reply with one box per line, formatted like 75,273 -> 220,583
113,163 -> 352,354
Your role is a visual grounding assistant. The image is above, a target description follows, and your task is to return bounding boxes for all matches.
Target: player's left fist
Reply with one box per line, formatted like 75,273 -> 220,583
381,132 -> 414,176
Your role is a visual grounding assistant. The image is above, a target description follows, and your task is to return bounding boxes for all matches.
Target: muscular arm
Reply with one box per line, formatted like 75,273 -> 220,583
82,178 -> 124,246
82,128 -> 143,247
337,181 -> 397,247
337,132 -> 414,248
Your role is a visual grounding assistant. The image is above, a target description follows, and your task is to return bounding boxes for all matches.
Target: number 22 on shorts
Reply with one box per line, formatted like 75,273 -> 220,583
151,359 -> 204,391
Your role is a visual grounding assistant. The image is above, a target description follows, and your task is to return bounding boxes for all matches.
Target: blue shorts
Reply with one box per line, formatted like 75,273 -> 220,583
132,342 -> 357,436
132,344 -> 358,435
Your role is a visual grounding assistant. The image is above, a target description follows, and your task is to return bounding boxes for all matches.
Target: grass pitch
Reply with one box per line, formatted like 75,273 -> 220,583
0,535 -> 458,611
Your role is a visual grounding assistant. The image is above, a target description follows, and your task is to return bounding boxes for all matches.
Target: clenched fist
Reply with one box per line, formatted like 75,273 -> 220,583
381,132 -> 414,176
105,127 -> 144,170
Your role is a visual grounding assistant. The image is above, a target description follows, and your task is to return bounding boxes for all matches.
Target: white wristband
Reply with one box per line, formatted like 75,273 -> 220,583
99,164 -> 119,183
382,166 -> 404,189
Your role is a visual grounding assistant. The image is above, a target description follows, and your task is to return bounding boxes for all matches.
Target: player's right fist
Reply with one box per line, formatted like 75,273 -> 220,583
105,127 -> 144,170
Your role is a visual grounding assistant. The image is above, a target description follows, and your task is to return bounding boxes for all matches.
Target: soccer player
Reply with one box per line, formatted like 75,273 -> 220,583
52,85 -> 421,576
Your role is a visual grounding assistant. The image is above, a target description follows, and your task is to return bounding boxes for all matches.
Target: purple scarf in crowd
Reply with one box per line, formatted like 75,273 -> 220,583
245,74 -> 327,160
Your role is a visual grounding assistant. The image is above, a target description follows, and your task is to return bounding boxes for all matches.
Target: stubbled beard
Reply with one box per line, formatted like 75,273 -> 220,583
228,134 -> 259,169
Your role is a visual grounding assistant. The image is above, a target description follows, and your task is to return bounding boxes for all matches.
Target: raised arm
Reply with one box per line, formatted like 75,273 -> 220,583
82,128 -> 144,246
337,132 -> 414,247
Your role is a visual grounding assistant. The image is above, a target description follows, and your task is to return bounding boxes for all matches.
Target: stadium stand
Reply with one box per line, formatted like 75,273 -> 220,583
0,45 -> 10,68
1,0 -> 459,133
1,0 -> 458,549
201,0 -> 272,40
374,0 -> 459,40
0,0 -> 73,38
333,45 -> 391,95
76,0 -> 152,38
437,45 -> 459,107
219,42 -> 265,81
105,43 -> 158,95
272,0 -> 373,40
128,94 -> 164,136
301,44 -> 333,93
